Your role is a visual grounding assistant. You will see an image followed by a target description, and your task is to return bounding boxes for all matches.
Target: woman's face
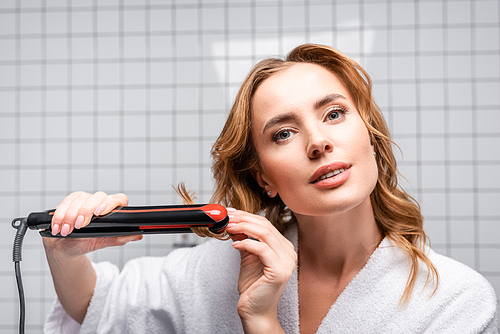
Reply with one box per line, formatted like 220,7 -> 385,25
250,63 -> 378,217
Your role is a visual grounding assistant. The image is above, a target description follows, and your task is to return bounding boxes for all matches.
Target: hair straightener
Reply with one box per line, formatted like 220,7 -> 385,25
11,203 -> 229,334
17,203 -> 228,237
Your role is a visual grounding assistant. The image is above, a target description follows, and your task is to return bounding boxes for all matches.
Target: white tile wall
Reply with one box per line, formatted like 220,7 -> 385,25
1,0 -> 499,332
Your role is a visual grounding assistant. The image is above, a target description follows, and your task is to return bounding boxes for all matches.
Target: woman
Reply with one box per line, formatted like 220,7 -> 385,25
44,44 -> 497,334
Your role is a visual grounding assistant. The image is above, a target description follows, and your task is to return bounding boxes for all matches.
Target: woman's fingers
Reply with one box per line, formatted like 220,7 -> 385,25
77,192 -> 129,229
90,192 -> 129,217
113,235 -> 143,246
59,192 -> 101,236
228,221 -> 296,269
52,192 -> 90,236
74,191 -> 108,229
86,235 -> 143,252
63,191 -> 108,235
232,237 -> 295,281
226,210 -> 297,321
51,191 -> 129,237
226,211 -> 296,264
229,210 -> 295,253
42,234 -> 143,259
226,212 -> 297,281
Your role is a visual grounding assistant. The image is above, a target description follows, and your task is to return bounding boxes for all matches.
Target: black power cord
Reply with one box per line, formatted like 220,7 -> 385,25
12,218 -> 28,334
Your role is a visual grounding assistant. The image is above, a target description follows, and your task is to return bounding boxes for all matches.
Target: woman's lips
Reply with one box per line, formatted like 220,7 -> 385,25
310,162 -> 351,187
317,167 -> 346,181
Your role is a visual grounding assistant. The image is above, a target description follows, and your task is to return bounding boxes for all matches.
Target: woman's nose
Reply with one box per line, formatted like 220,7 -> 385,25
306,129 -> 334,158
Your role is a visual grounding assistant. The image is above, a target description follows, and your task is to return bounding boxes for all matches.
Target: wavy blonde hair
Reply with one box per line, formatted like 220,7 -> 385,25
209,43 -> 438,303
175,183 -> 229,240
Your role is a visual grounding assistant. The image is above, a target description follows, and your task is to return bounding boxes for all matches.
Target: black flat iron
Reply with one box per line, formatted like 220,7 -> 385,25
12,203 -> 229,238
11,203 -> 228,334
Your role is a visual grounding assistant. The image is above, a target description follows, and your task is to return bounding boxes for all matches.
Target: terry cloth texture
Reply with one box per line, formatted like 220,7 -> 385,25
45,224 -> 498,334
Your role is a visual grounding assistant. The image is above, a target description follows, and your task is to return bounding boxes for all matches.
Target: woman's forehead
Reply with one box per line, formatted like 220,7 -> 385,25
251,63 -> 353,116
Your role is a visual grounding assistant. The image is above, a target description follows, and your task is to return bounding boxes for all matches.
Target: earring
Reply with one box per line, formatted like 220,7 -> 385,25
267,190 -> 272,196
373,152 -> 376,156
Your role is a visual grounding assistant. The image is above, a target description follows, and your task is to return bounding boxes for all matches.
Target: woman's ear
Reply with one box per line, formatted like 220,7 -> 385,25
369,133 -> 376,153
250,167 -> 267,188
250,167 -> 277,197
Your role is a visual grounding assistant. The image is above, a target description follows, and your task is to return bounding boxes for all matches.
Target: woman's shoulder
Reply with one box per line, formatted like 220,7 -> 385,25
428,248 -> 496,296
424,248 -> 497,321
408,248 -> 498,332
380,238 -> 496,301
375,238 -> 497,311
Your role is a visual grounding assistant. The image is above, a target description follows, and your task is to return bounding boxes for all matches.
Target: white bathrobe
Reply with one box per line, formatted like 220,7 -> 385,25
44,224 -> 498,334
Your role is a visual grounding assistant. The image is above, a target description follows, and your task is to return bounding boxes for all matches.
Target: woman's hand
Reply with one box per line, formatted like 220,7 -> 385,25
43,191 -> 142,259
42,191 -> 142,324
225,209 -> 297,333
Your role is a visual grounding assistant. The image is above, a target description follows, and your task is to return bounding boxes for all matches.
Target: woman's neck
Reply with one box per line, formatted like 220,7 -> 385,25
295,198 -> 383,280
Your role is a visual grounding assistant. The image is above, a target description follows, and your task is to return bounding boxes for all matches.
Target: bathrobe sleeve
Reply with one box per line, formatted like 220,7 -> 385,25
44,260 -> 119,334
44,239 -> 244,334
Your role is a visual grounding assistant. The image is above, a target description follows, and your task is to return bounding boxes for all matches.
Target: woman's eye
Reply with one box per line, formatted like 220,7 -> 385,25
326,107 -> 348,121
273,129 -> 294,142
327,111 -> 341,120
278,130 -> 291,140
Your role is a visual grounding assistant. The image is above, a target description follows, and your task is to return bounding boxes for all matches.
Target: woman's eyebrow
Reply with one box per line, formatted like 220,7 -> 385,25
314,93 -> 347,109
262,112 -> 297,134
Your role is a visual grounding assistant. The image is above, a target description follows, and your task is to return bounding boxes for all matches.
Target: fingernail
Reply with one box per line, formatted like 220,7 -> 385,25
226,207 -> 236,212
227,223 -> 236,228
75,215 -> 84,229
94,203 -> 107,216
51,224 -> 60,236
231,240 -> 241,246
60,224 -> 70,237
228,215 -> 234,219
